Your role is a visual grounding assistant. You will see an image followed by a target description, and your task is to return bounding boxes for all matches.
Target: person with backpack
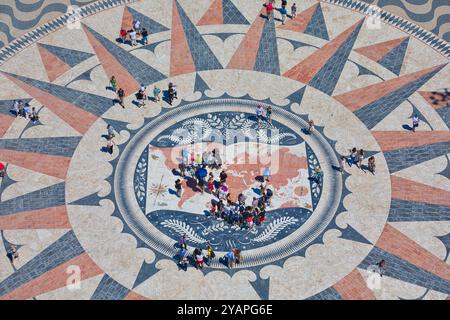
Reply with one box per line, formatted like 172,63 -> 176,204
141,28 -> 149,45
117,88 -> 125,108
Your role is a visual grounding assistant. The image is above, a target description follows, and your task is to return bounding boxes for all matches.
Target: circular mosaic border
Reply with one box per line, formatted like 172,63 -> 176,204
114,98 -> 343,269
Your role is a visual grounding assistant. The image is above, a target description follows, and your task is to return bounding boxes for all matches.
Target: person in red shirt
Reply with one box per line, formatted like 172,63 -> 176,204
119,29 -> 127,44
0,162 -> 5,178
266,2 -> 273,20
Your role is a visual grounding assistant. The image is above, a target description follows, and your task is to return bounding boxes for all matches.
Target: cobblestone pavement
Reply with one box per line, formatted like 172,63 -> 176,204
0,0 -> 449,300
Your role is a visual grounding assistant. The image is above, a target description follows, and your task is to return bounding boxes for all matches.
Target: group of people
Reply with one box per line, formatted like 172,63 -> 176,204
119,19 -> 149,46
11,100 -> 39,123
340,148 -> 376,175
109,76 -> 173,109
177,234 -> 242,270
265,0 -> 297,24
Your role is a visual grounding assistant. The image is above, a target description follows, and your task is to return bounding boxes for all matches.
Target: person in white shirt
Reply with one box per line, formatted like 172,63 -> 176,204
133,20 -> 141,34
256,104 -> 264,125
129,29 -> 137,46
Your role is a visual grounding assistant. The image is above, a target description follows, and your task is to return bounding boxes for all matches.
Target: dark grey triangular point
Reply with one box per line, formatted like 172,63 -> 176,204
438,155 -> 450,180
0,169 -> 17,200
437,233 -> 450,261
352,61 -> 381,78
338,224 -> 372,245
127,7 -> 170,34
66,66 -> 97,86
132,258 -> 161,289
287,86 -> 306,106
140,40 -> 167,53
249,275 -> 270,300
194,73 -> 210,93
409,101 -> 431,128
304,4 -> 329,41
68,192 -> 102,206
377,37 -> 409,76
282,38 -> 314,50
175,0 -> 223,71
399,288 -> 429,300
101,117 -> 133,134
1,230 -> 24,252
39,43 -> 94,67
223,0 -> 249,25
204,33 -> 242,42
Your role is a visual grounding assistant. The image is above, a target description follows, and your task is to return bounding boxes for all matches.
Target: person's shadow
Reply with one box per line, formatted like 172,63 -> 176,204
100,146 -> 109,153
402,124 -> 414,131
162,90 -> 171,104
331,165 -> 341,172
301,128 -> 311,135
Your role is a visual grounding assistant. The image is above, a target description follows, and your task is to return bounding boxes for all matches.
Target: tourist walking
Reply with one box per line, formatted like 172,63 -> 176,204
153,85 -> 161,102
120,28 -> 127,43
256,104 -> 264,125
266,1 -> 273,20
349,147 -> 357,166
368,156 -> 376,175
30,107 -> 39,123
129,29 -> 137,46
206,242 -> 215,265
266,105 -> 272,124
6,245 -> 18,266
339,156 -> 346,174
175,178 -> 183,198
141,27 -> 149,45
179,233 -> 187,250
291,3 -> 297,18
133,19 -> 141,34
357,149 -> 365,169
107,124 -> 115,139
110,76 -> 117,92
307,119 -> 315,134
0,162 -> 5,178
168,82 -> 178,105
106,137 -> 115,155
23,102 -> 31,119
225,249 -> 235,268
12,100 -> 19,117
117,88 -> 125,108
412,114 -> 419,132
280,6 -> 287,24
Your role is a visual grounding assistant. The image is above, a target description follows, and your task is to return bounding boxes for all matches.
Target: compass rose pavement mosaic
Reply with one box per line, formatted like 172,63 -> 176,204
0,0 -> 449,300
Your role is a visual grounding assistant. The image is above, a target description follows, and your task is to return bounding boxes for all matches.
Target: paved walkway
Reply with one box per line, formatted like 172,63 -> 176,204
0,0 -> 449,300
